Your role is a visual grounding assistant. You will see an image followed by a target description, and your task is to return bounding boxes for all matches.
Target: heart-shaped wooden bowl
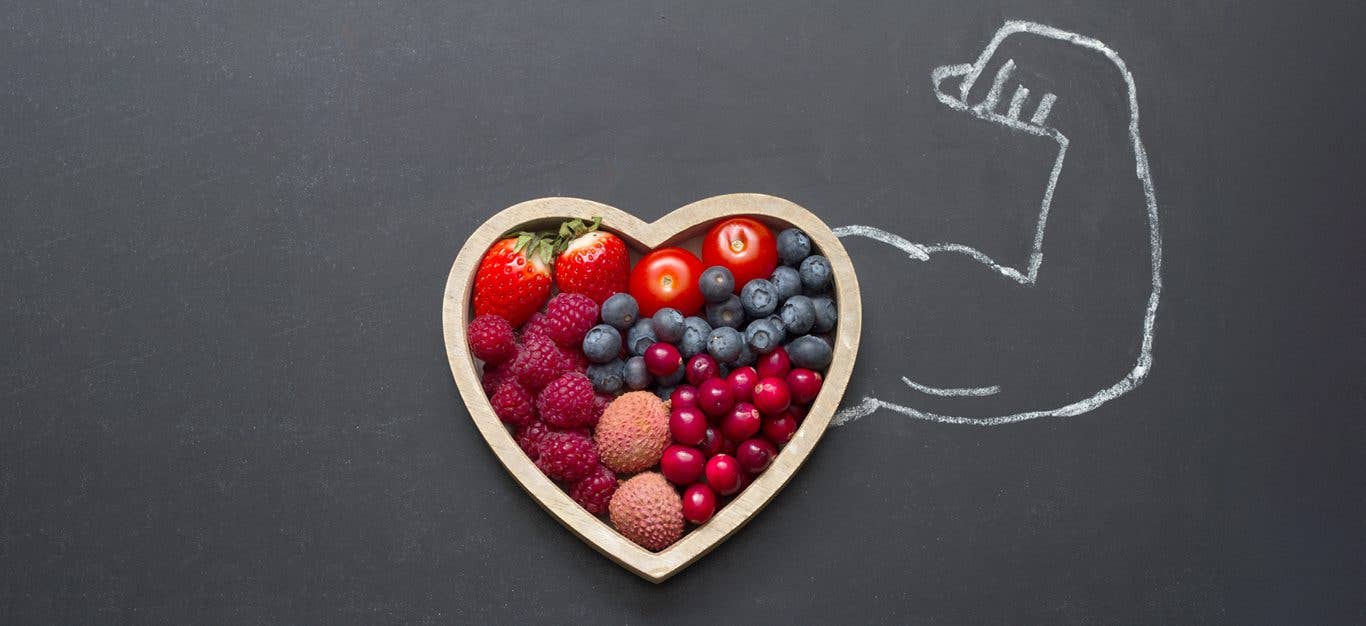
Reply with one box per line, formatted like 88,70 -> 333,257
441,193 -> 861,582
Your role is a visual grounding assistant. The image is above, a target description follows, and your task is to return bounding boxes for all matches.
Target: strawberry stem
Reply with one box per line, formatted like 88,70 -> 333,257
505,215 -> 604,265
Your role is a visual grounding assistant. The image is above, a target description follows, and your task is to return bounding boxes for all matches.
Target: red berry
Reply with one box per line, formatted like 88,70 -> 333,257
513,334 -> 568,392
644,342 -> 682,377
535,431 -> 599,482
670,406 -> 709,446
762,410 -> 799,445
726,366 -> 758,403
569,464 -> 618,515
669,384 -> 698,408
467,315 -> 517,364
520,312 -> 552,340
473,236 -> 553,328
543,292 -> 599,348
705,454 -> 742,495
588,392 -> 612,428
756,347 -> 791,379
696,377 -> 734,418
698,426 -> 723,457
660,445 -> 706,485
536,372 -> 597,428
752,377 -> 791,415
685,354 -> 719,386
555,226 -> 631,304
735,438 -> 777,474
515,421 -> 550,460
786,368 -> 823,405
682,483 -> 717,524
480,358 -> 518,396
721,402 -> 762,442
491,381 -> 535,426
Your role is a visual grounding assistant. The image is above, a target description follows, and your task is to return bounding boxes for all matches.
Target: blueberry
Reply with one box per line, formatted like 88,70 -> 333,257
657,366 -> 685,387
586,359 -> 625,393
811,296 -> 838,333
655,385 -> 677,401
623,356 -> 651,390
680,316 -> 712,358
626,318 -> 657,356
651,307 -> 686,343
581,324 -> 621,364
739,279 -> 779,318
733,343 -> 756,367
699,266 -> 735,303
707,326 -> 744,363
765,314 -> 788,344
777,228 -> 812,266
601,293 -> 640,331
705,295 -> 745,329
787,335 -> 833,370
744,318 -> 782,355
778,295 -> 816,336
799,255 -> 833,293
770,265 -> 801,303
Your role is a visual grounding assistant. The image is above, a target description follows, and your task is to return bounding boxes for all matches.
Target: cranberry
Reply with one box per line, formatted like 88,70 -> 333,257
669,384 -> 698,408
660,445 -> 706,485
788,404 -> 806,423
698,426 -> 723,457
756,347 -> 791,380
726,366 -> 759,403
705,454 -> 742,495
696,377 -> 734,418
686,354 -> 719,386
736,438 -> 777,474
720,402 -> 762,442
752,377 -> 791,415
644,342 -> 682,377
670,406 -> 708,446
762,410 -> 798,445
681,483 -> 717,524
786,368 -> 823,405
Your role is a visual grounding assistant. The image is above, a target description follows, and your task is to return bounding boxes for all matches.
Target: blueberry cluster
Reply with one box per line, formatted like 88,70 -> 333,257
581,228 -> 837,398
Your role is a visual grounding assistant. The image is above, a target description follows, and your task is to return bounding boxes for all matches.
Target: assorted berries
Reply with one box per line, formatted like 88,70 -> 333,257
465,216 -> 838,551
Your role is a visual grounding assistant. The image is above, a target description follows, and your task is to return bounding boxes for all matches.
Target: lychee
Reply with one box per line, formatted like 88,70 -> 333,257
594,391 -> 670,474
608,472 -> 684,551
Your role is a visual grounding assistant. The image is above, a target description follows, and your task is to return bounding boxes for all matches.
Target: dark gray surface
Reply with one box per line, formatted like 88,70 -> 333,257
2,2 -> 1364,623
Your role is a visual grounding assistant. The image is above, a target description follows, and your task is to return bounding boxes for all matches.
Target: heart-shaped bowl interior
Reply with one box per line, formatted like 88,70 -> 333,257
442,194 -> 861,582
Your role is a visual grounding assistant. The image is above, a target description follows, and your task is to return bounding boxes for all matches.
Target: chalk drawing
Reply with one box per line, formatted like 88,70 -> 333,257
832,20 -> 1162,427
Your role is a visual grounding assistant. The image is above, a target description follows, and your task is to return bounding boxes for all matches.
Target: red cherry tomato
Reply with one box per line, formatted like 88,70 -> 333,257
629,247 -> 705,317
701,217 -> 778,290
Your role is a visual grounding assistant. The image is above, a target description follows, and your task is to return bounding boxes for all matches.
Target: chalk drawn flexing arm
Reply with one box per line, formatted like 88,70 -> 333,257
833,21 -> 1162,426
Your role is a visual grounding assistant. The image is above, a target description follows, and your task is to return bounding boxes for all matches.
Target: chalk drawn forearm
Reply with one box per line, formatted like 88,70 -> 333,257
833,20 -> 1162,427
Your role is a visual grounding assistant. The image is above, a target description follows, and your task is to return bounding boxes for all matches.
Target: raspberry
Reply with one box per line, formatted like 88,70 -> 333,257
480,359 -> 517,396
520,312 -> 552,340
535,430 -> 598,482
513,334 -> 566,392
569,464 -> 618,515
467,315 -> 517,364
587,392 -> 612,428
491,381 -> 535,426
515,421 -> 550,460
543,293 -> 599,348
558,343 -> 589,373
536,372 -> 596,428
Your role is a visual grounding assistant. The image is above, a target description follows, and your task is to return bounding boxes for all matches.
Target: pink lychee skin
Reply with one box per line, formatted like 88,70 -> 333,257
608,472 -> 684,551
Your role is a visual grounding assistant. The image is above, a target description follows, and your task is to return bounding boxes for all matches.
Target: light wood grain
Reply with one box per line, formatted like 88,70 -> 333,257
441,193 -> 862,583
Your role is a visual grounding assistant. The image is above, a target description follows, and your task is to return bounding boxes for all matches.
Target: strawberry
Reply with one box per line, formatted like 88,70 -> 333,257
554,217 -> 630,304
473,233 -> 554,328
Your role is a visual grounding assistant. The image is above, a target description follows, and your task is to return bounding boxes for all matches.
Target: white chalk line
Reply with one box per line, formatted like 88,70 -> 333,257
903,377 -> 1001,397
831,20 -> 1162,427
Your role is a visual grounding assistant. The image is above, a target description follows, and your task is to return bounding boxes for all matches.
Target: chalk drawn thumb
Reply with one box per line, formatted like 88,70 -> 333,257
832,20 -> 1162,427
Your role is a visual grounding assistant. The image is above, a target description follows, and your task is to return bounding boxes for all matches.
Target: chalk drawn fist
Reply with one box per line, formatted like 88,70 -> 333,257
835,21 -> 1162,426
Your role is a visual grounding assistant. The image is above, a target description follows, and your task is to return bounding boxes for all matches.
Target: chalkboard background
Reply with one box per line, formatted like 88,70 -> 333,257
3,2 -> 1364,623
